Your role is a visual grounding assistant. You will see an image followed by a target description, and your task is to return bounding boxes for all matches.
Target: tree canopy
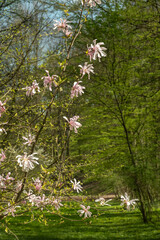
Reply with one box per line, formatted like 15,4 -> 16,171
0,0 -> 160,223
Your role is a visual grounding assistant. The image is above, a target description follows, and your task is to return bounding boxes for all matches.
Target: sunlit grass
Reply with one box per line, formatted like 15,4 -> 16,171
0,201 -> 160,240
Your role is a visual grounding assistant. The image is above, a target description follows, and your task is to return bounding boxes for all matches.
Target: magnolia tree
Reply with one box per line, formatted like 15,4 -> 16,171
0,0 -> 110,235
0,0 -> 139,237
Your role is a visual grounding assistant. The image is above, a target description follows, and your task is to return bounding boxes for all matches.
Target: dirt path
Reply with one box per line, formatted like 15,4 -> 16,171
62,194 -> 116,201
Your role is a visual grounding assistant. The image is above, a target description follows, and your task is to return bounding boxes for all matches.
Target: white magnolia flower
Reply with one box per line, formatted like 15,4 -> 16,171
24,189 -> 39,206
5,172 -> 14,181
0,172 -> 14,190
95,197 -> 112,206
0,174 -> 6,189
70,178 -> 83,193
32,177 -> 42,191
0,150 -> 6,163
15,180 -> 23,192
77,205 -> 92,218
81,0 -> 101,7
23,80 -> 40,97
0,128 -> 7,135
54,18 -> 72,32
63,116 -> 82,133
121,192 -> 138,210
87,39 -> 107,62
22,134 -> 35,146
25,190 -> 49,209
29,195 -> 41,207
70,81 -> 85,98
79,62 -> 94,79
16,152 -> 39,172
42,70 -> 58,91
4,203 -> 20,217
65,29 -> 72,38
34,194 -> 49,209
52,198 -> 63,210
0,100 -> 6,117
53,19 -> 73,37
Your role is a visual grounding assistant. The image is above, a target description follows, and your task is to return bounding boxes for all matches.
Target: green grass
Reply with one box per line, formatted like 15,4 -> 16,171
0,201 -> 160,240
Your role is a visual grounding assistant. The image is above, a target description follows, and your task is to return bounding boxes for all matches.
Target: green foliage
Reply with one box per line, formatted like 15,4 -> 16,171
0,0 -> 160,225
0,203 -> 160,240
66,0 -> 160,222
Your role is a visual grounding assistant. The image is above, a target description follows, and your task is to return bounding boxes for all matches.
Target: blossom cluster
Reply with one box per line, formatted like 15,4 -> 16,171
70,179 -> 93,218
63,39 -> 106,133
70,81 -> 85,99
0,0 -> 108,222
120,193 -> 138,210
24,190 -> 63,210
42,70 -> 58,91
63,116 -> 82,133
0,127 -> 7,135
95,197 -> 112,206
16,152 -> 39,172
22,134 -> 35,146
4,203 -> 20,217
87,39 -> 107,62
81,0 -> 101,7
32,177 -> 42,191
0,100 -> 6,117
79,62 -> 94,79
22,71 -> 59,96
77,205 -> 92,218
53,19 -> 72,37
23,80 -> 40,97
0,172 -> 14,189
0,150 -> 6,164
0,0 -> 140,226
70,178 -> 83,193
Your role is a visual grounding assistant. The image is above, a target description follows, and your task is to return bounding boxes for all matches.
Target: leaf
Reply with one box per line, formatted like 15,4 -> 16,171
41,165 -> 47,173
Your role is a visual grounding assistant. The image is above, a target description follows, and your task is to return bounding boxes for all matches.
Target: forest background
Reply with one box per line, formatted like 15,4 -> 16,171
0,0 -> 160,224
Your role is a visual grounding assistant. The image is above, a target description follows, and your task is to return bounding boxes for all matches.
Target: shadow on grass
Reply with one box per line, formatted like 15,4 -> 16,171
0,206 -> 160,240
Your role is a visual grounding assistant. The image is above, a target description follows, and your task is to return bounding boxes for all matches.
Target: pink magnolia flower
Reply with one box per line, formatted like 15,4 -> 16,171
87,39 -> 107,62
0,174 -> 6,189
53,19 -> 72,33
5,172 -> 14,182
25,190 -> 49,209
79,62 -> 94,79
38,194 -> 50,209
77,205 -> 92,218
63,116 -> 82,133
71,81 -> 85,98
15,180 -> 23,192
65,29 -> 72,38
32,194 -> 49,209
70,178 -> 83,193
0,100 -> 6,117
4,203 -> 20,217
16,152 -> 39,172
0,150 -> 6,163
32,177 -> 42,191
42,70 -> 58,91
95,198 -> 112,206
121,193 -> 139,210
0,172 -> 14,189
24,189 -> 33,197
25,190 -> 40,206
22,134 -> 35,146
51,198 -> 63,210
23,80 -> 40,97
82,0 -> 101,7
0,126 -> 7,135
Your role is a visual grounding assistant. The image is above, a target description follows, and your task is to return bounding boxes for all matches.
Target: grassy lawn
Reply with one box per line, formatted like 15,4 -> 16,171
0,201 -> 160,240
